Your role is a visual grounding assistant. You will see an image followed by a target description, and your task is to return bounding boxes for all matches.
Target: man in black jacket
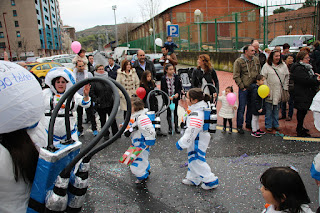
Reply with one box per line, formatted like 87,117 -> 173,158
105,57 -> 120,80
132,50 -> 156,79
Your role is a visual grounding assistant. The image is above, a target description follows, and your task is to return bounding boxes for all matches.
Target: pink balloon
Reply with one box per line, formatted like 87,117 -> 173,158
226,93 -> 236,106
71,41 -> 81,54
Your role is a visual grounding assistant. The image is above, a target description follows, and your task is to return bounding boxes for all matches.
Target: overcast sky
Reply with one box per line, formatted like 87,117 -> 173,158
59,0 -> 305,32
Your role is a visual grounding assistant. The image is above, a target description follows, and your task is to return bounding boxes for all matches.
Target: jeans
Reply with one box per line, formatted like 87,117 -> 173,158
281,95 -> 294,118
236,88 -> 252,128
265,102 -> 279,129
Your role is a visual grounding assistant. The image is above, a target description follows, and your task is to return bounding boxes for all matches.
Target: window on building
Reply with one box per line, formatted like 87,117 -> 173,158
39,29 -> 42,34
40,39 -> 43,46
53,21 -> 56,25
51,0 -> 53,3
43,0 -> 47,4
36,9 -> 39,15
0,21 -> 2,28
11,0 -> 15,6
13,10 -> 17,17
176,12 -> 186,23
248,11 -> 256,22
16,31 -> 20,37
18,41 -> 22,48
14,21 -> 19,27
35,0 -> 38,4
52,14 -> 55,18
0,42 -> 6,48
232,12 -> 241,22
0,32 -> 4,38
37,19 -> 41,25
45,15 -> 49,21
46,24 -> 50,29
51,6 -> 54,11
44,7 -> 48,12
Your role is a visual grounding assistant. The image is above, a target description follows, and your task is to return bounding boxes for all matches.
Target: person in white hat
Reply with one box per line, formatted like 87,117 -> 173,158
40,67 -> 91,145
0,61 -> 44,213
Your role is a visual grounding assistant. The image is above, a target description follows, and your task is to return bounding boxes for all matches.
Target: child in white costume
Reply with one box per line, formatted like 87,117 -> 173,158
176,88 -> 219,190
218,86 -> 237,133
127,97 -> 156,183
29,67 -> 91,147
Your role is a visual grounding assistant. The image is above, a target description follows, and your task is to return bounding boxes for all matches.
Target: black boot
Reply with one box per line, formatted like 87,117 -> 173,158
175,127 -> 180,134
168,126 -> 172,135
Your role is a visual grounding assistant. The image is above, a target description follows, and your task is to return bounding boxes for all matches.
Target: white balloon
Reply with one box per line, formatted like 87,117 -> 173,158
0,61 -> 44,134
155,38 -> 163,47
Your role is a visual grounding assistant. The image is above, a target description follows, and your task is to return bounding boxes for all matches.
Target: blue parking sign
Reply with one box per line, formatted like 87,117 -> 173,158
167,25 -> 179,37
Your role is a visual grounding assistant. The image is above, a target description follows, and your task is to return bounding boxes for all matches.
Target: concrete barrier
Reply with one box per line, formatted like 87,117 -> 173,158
176,51 -> 241,72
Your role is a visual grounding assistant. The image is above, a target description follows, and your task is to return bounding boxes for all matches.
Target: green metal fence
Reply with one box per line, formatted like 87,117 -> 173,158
120,0 -> 318,52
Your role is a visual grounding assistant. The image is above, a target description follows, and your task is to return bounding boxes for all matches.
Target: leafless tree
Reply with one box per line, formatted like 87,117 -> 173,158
118,17 -> 137,43
21,38 -> 28,58
139,0 -> 161,22
11,41 -> 21,60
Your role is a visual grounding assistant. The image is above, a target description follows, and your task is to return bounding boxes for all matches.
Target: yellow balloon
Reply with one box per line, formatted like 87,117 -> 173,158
258,85 -> 270,99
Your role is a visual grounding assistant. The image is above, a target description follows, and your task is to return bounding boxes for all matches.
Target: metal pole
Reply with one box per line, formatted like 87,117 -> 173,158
125,18 -> 128,45
263,7 -> 266,48
266,0 -> 268,46
317,0 -> 320,40
197,16 -> 200,51
152,0 -> 156,53
188,25 -> 190,51
113,6 -> 118,47
3,13 -> 12,61
235,13 -> 238,50
215,18 -> 218,52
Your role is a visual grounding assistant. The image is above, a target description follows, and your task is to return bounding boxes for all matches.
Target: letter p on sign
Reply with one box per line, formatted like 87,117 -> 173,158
167,25 -> 179,37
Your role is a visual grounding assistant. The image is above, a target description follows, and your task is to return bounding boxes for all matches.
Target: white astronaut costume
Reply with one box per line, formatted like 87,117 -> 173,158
129,109 -> 156,180
176,100 -> 219,188
31,67 -> 91,147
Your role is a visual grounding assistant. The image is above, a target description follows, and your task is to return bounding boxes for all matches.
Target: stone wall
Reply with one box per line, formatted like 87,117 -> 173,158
177,51 -> 241,72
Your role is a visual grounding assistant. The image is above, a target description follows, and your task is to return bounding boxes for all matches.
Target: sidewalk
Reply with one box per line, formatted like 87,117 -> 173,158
178,70 -> 320,138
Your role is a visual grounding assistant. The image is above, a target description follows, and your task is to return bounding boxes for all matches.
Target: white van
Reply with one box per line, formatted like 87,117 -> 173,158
113,47 -> 129,63
119,48 -> 141,65
268,35 -> 314,53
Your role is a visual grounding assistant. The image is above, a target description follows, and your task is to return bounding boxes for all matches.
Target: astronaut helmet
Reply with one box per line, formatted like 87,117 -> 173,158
0,61 -> 44,134
45,67 -> 76,95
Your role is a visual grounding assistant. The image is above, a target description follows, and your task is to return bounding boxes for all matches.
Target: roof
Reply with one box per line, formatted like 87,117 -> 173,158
131,0 -> 260,32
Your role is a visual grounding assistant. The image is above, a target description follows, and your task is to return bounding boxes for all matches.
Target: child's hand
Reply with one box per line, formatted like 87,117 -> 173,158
258,109 -> 263,113
167,55 -> 171,60
119,124 -> 123,128
174,93 -> 179,99
233,106 -> 237,110
169,96 -> 173,101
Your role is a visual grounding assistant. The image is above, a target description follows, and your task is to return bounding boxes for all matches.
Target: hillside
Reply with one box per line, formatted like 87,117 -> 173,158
75,23 -> 141,51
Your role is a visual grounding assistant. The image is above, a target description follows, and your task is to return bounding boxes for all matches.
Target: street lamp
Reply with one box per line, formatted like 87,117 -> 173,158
289,25 -> 293,35
2,12 -> 12,61
112,5 -> 118,47
166,21 -> 171,26
194,9 -> 201,51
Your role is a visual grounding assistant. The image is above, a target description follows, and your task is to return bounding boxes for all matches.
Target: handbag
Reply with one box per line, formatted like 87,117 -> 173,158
272,68 -> 290,102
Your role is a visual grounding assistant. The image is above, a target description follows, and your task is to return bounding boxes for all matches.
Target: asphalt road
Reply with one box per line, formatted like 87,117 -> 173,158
77,53 -> 320,213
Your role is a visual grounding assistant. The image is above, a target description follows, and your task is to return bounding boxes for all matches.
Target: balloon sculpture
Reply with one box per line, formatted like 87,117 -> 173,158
226,93 -> 236,105
71,41 -> 81,54
155,38 -> 163,47
136,87 -> 146,100
258,85 -> 270,99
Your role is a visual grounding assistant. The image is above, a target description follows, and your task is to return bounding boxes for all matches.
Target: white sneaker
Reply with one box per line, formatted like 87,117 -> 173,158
182,179 -> 196,185
201,179 -> 219,190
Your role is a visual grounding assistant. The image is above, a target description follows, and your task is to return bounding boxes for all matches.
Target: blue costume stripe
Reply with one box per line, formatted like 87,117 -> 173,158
203,178 -> 219,187
187,134 -> 206,163
311,163 -> 320,181
176,142 -> 183,150
137,164 -> 151,180
64,69 -> 76,84
45,126 -> 77,141
145,139 -> 155,146
131,162 -> 138,167
81,99 -> 90,105
188,156 -> 206,163
135,158 -> 143,162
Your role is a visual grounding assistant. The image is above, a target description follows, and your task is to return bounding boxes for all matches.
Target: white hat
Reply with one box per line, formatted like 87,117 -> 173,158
45,67 -> 76,94
0,61 -> 44,134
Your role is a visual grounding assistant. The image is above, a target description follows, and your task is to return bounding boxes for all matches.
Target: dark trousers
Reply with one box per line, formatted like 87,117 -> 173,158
77,105 -> 97,132
281,95 -> 294,118
236,88 -> 252,128
97,107 -> 119,136
167,99 -> 179,129
296,109 -> 308,131
223,118 -> 232,129
86,105 -> 97,131
77,106 -> 84,132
